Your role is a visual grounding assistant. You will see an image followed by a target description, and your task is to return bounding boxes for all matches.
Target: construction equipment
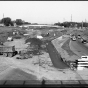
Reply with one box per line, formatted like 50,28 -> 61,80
17,45 -> 40,59
17,49 -> 34,59
0,45 -> 16,57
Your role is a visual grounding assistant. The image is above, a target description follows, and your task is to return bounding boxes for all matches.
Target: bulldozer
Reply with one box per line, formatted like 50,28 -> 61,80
0,45 -> 17,57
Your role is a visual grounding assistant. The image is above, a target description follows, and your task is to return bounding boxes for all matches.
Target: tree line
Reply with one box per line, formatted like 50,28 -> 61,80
1,17 -> 88,28
54,21 -> 88,28
0,17 -> 31,26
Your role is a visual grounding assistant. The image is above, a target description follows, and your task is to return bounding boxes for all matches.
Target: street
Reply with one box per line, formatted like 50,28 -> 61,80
70,39 -> 88,57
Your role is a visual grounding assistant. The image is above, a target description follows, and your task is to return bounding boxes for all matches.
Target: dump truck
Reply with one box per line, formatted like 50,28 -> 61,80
0,45 -> 17,57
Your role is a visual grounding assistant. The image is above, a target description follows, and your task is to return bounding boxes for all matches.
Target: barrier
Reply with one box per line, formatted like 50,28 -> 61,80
0,80 -> 88,87
77,56 -> 88,70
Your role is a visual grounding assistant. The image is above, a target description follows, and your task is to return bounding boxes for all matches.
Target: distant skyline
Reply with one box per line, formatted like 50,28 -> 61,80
0,1 -> 88,24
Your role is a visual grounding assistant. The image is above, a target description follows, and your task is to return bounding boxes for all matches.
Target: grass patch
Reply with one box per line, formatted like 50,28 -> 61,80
61,39 -> 77,56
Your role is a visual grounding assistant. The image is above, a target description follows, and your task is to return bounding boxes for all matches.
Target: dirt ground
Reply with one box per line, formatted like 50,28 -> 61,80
0,27 -> 87,81
0,37 -> 82,81
0,55 -> 82,81
0,27 -> 88,81
76,68 -> 88,81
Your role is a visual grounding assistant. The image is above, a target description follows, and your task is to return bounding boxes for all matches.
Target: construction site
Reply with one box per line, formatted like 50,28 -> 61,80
0,25 -> 88,86
0,1 -> 88,87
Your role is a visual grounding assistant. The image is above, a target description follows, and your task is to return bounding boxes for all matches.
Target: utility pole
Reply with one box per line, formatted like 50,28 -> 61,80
3,13 -> 4,24
70,14 -> 72,28
82,21 -> 83,29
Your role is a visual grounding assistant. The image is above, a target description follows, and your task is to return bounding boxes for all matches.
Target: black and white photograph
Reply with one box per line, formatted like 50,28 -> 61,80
0,1 -> 88,87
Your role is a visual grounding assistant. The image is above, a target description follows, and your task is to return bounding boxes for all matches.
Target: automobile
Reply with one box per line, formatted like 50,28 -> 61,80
72,36 -> 76,41
77,35 -> 81,39
81,39 -> 87,44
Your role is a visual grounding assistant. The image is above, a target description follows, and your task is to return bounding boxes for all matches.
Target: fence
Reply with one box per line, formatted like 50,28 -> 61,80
0,80 -> 88,87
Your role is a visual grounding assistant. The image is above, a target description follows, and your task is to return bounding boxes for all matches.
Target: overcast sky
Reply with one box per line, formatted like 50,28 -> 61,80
0,1 -> 88,24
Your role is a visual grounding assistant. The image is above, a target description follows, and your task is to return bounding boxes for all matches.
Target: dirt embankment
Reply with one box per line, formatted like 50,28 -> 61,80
52,35 -> 79,61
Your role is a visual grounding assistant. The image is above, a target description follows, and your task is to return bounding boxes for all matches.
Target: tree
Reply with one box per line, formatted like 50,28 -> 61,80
15,19 -> 23,25
1,17 -> 12,26
25,38 -> 42,49
10,21 -> 14,26
23,22 -> 31,25
54,22 -> 61,26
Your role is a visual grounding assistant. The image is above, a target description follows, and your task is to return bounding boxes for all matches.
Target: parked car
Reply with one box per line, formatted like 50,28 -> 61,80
82,39 -> 87,44
77,35 -> 81,39
72,36 -> 76,41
